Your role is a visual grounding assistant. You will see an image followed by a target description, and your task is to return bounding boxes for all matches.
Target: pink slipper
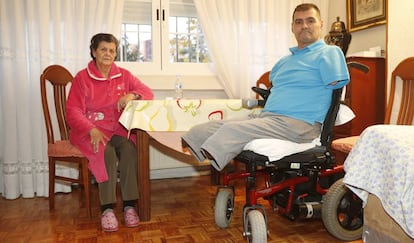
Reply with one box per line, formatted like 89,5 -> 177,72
124,207 -> 140,227
101,209 -> 119,232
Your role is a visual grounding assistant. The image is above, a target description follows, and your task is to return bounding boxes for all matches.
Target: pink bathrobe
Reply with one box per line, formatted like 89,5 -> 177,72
66,61 -> 154,183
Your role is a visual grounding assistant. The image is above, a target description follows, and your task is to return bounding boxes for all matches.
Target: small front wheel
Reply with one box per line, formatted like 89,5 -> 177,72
245,210 -> 267,243
214,189 -> 234,228
322,178 -> 363,241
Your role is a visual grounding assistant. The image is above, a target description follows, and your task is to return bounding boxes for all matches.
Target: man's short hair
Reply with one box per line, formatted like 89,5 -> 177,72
292,3 -> 321,21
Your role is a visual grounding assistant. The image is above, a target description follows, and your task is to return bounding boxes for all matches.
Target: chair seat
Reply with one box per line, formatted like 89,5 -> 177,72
48,140 -> 84,157
331,136 -> 359,153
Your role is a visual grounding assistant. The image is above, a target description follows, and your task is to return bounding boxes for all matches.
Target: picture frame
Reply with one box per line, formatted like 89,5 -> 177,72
346,0 -> 387,32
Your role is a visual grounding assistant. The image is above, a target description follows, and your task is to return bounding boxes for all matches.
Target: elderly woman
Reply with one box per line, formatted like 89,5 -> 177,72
66,33 -> 153,232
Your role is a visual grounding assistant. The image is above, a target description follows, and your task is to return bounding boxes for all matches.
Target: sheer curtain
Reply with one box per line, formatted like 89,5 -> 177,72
0,0 -> 124,199
194,0 -> 329,98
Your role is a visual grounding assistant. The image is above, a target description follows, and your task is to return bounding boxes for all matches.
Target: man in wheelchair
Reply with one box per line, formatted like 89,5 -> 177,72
181,3 -> 349,171
181,3 -> 365,242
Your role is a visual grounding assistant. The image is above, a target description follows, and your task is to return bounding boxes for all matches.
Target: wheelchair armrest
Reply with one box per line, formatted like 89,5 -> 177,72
252,87 -> 270,101
242,99 -> 264,109
257,100 -> 266,107
347,61 -> 369,73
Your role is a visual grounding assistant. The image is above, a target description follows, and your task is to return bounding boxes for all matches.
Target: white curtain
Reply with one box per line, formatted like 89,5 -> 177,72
0,0 -> 124,199
194,0 -> 329,99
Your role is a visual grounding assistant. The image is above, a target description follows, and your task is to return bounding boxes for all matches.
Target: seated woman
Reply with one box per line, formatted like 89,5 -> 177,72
66,33 -> 154,232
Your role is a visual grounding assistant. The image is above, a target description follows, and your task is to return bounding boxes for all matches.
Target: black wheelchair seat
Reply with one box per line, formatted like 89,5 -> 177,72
234,145 -> 331,170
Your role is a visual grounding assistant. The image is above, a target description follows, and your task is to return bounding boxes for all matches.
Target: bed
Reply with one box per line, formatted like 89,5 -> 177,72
343,124 -> 414,242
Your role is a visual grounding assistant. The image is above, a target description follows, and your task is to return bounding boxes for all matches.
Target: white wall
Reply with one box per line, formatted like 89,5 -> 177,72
387,0 -> 414,79
327,0 -> 386,56
387,0 -> 414,122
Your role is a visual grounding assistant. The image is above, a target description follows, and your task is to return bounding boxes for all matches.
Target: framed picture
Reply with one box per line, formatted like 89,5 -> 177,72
346,0 -> 387,32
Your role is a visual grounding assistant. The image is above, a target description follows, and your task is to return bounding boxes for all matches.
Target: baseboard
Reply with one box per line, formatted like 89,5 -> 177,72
150,165 -> 211,179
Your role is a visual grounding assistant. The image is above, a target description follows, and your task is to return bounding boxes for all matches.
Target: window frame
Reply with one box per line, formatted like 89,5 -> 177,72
116,0 -> 214,77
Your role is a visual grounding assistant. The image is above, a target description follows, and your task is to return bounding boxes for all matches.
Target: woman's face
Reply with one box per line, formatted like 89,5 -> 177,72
92,41 -> 117,67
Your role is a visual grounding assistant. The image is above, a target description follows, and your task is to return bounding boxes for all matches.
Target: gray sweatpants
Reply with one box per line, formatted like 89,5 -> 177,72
181,112 -> 321,171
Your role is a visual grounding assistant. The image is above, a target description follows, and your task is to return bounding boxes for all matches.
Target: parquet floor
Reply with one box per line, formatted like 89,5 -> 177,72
0,175 -> 362,243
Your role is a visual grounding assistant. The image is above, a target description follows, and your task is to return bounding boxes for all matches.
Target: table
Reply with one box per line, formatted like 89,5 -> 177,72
343,124 -> 414,238
119,98 -> 261,221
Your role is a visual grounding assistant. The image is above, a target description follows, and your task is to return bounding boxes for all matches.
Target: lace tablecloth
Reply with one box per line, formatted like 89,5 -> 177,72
343,125 -> 414,238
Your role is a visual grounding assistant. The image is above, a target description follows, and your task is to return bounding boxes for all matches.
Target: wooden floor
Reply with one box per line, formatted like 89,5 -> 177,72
0,175 -> 362,243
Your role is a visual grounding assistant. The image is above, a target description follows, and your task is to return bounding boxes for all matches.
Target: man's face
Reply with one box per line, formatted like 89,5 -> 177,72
291,8 -> 323,49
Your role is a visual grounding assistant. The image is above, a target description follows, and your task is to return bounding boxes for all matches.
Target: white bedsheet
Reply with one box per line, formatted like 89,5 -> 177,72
343,125 -> 414,238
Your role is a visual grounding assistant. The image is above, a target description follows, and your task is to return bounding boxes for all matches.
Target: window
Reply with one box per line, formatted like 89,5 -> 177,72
117,0 -> 211,75
169,15 -> 209,63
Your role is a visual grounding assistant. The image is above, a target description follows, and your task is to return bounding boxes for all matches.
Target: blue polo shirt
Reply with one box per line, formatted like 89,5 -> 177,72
262,39 -> 349,124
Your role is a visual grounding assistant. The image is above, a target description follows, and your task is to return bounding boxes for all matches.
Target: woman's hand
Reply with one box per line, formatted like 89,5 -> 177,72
89,128 -> 109,153
117,93 -> 140,112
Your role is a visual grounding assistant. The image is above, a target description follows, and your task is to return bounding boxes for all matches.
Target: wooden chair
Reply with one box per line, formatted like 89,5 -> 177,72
40,65 -> 92,217
332,57 -> 414,154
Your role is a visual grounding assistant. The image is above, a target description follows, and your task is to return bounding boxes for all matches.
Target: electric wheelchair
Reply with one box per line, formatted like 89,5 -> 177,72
214,63 -> 368,242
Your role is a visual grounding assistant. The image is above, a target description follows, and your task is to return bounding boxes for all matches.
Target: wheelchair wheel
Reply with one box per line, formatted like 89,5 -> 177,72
214,188 -> 234,228
245,210 -> 267,243
322,178 -> 363,241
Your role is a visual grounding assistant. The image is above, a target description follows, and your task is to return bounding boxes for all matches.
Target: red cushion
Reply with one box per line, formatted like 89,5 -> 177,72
48,140 -> 84,157
332,136 -> 360,153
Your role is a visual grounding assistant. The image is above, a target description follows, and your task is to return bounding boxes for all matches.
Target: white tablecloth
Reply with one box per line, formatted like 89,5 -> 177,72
119,99 -> 261,132
343,125 -> 414,238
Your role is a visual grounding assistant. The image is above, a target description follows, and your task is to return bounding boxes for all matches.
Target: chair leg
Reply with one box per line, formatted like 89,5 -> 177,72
81,162 -> 91,218
48,158 -> 55,210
